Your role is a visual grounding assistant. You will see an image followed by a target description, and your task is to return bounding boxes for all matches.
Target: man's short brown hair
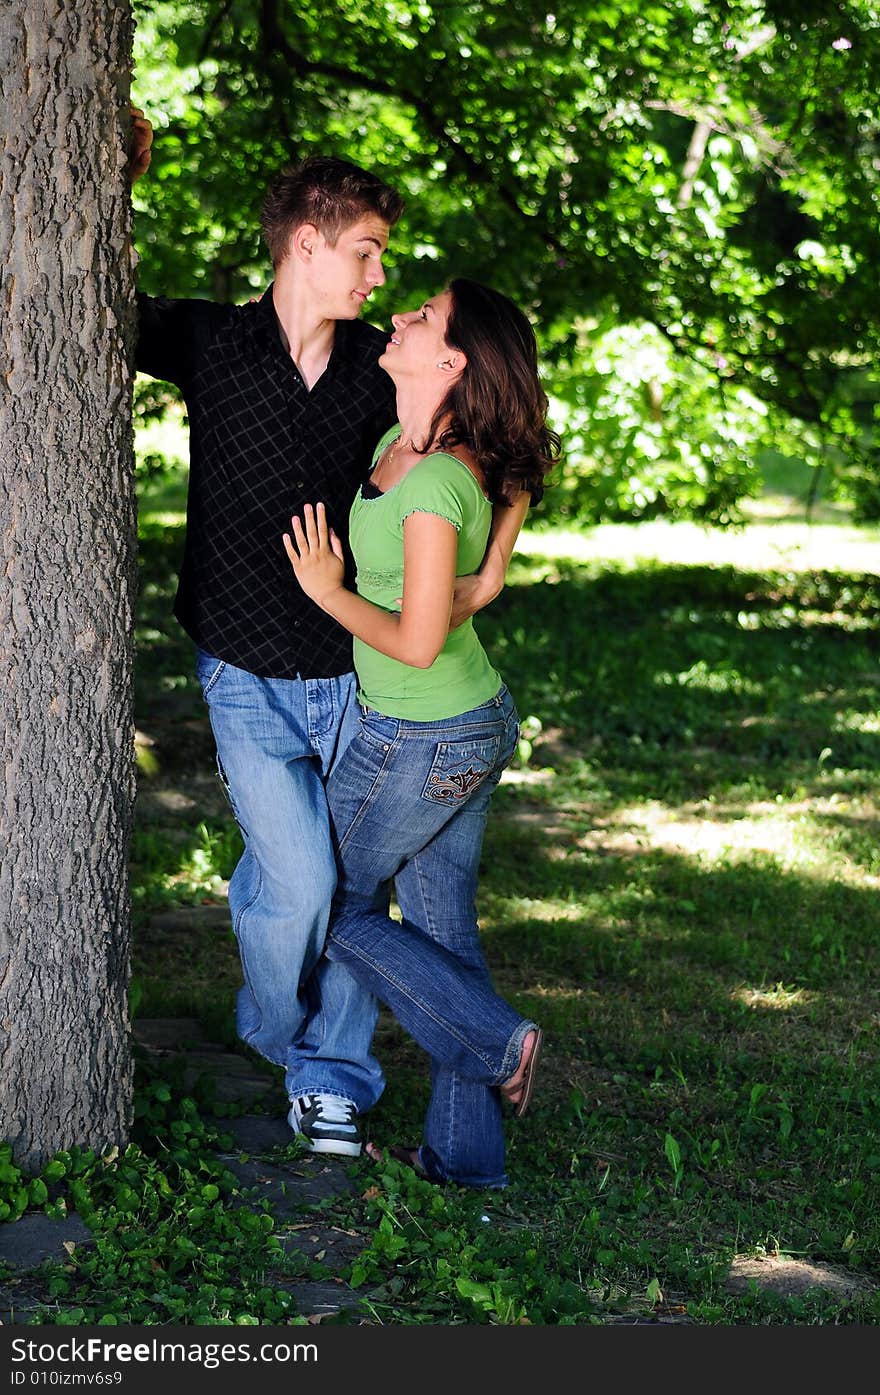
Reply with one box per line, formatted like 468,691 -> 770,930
260,155 -> 404,266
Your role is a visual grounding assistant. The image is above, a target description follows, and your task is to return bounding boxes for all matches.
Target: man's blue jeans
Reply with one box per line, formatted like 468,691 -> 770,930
195,650 -> 384,1110
324,685 -> 534,1188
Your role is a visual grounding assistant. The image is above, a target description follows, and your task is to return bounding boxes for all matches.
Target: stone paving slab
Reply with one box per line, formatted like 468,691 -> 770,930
132,1016 -> 214,1051
274,1223 -> 365,1273
0,1215 -> 95,1327
0,1277 -> 56,1326
137,783 -> 230,820
214,1114 -> 292,1152
270,1278 -> 366,1319
221,1154 -> 356,1215
183,1055 -> 276,1104
0,1213 -> 93,1271
0,1089 -> 365,1327
133,1017 -> 281,1107
4,1020 -> 379,1325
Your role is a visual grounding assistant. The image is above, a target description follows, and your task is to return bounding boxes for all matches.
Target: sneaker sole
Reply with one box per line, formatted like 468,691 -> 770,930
300,1137 -> 362,1158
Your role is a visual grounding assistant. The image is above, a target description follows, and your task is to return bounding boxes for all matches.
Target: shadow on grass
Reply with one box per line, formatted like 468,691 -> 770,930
133,523 -> 880,1018
132,523 -> 880,1261
481,817 -> 878,1013
138,523 -> 880,785
475,559 -> 880,802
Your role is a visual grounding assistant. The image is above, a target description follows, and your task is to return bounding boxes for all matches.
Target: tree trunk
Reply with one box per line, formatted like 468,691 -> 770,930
0,1 -> 137,1171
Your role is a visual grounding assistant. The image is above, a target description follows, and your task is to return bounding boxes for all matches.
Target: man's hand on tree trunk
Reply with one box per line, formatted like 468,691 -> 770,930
129,106 -> 153,184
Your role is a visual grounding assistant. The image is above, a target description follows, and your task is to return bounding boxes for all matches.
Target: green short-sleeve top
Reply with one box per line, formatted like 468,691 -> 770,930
348,425 -> 502,719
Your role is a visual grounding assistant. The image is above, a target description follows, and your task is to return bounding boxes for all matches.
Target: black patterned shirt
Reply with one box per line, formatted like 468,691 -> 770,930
135,287 -> 396,678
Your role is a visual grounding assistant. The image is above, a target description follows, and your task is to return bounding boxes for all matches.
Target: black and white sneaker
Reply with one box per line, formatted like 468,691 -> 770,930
288,1094 -> 362,1157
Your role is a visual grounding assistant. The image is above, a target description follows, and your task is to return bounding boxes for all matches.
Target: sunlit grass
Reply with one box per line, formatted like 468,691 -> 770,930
520,517 -> 880,574
730,983 -> 819,1012
131,820 -> 240,915
571,799 -> 846,875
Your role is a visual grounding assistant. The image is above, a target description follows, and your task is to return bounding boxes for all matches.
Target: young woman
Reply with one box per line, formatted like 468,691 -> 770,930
284,278 -> 560,1187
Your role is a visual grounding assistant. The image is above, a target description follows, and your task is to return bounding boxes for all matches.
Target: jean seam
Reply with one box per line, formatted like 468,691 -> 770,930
357,730 -> 398,754
214,752 -> 249,836
408,855 -> 433,940
233,863 -> 285,1060
292,1087 -> 356,1104
336,747 -> 399,859
306,676 -> 342,744
202,660 -> 226,695
496,1020 -> 537,1084
445,1069 -> 459,1173
394,719 -> 506,739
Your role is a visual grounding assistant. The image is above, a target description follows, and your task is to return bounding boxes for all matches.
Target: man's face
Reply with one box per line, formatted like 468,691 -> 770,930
307,215 -> 390,319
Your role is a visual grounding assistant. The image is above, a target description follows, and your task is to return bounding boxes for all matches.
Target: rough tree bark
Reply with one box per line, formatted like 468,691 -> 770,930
0,1 -> 137,1171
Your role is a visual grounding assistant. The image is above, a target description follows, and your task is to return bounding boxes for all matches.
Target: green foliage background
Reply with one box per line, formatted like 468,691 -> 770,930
132,1 -> 880,523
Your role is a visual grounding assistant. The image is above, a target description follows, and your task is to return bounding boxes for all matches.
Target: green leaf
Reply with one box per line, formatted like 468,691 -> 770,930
455,1278 -> 493,1306
664,1133 -> 682,1173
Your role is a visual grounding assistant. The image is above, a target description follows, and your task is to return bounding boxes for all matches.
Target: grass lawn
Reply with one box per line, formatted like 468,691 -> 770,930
111,453 -> 880,1325
7,454 -> 875,1326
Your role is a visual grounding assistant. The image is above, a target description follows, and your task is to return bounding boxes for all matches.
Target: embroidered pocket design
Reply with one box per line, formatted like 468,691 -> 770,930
421,736 -> 500,804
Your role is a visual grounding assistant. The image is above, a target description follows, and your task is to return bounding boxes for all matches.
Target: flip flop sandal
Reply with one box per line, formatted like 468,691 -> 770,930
389,1145 -> 429,1176
501,1027 -> 544,1119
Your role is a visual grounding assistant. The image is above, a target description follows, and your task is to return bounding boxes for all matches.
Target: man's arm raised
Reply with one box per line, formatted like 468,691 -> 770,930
125,107 -> 227,391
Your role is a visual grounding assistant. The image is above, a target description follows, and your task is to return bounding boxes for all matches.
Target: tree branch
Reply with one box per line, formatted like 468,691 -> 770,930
257,0 -> 567,254
677,121 -> 712,209
198,0 -> 236,64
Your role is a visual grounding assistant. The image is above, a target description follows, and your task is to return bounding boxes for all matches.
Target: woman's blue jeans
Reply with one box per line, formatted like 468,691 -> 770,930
324,684 -> 534,1188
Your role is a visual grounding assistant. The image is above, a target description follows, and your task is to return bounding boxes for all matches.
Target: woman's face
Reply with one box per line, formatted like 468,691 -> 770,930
378,290 -> 455,378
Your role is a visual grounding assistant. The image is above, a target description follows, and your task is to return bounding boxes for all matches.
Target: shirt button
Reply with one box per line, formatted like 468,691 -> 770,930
296,480 -> 305,488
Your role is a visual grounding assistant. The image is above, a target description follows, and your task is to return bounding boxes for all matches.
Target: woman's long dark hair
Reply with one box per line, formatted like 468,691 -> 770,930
424,278 -> 562,506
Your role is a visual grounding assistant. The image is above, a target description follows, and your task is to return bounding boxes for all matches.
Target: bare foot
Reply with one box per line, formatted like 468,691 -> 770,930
365,1141 -> 424,1173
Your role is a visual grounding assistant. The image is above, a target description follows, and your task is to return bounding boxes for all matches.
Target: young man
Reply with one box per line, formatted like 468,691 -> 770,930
129,114 -> 528,1157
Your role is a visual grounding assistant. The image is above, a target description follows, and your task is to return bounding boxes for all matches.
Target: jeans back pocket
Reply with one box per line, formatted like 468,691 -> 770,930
421,734 -> 501,804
